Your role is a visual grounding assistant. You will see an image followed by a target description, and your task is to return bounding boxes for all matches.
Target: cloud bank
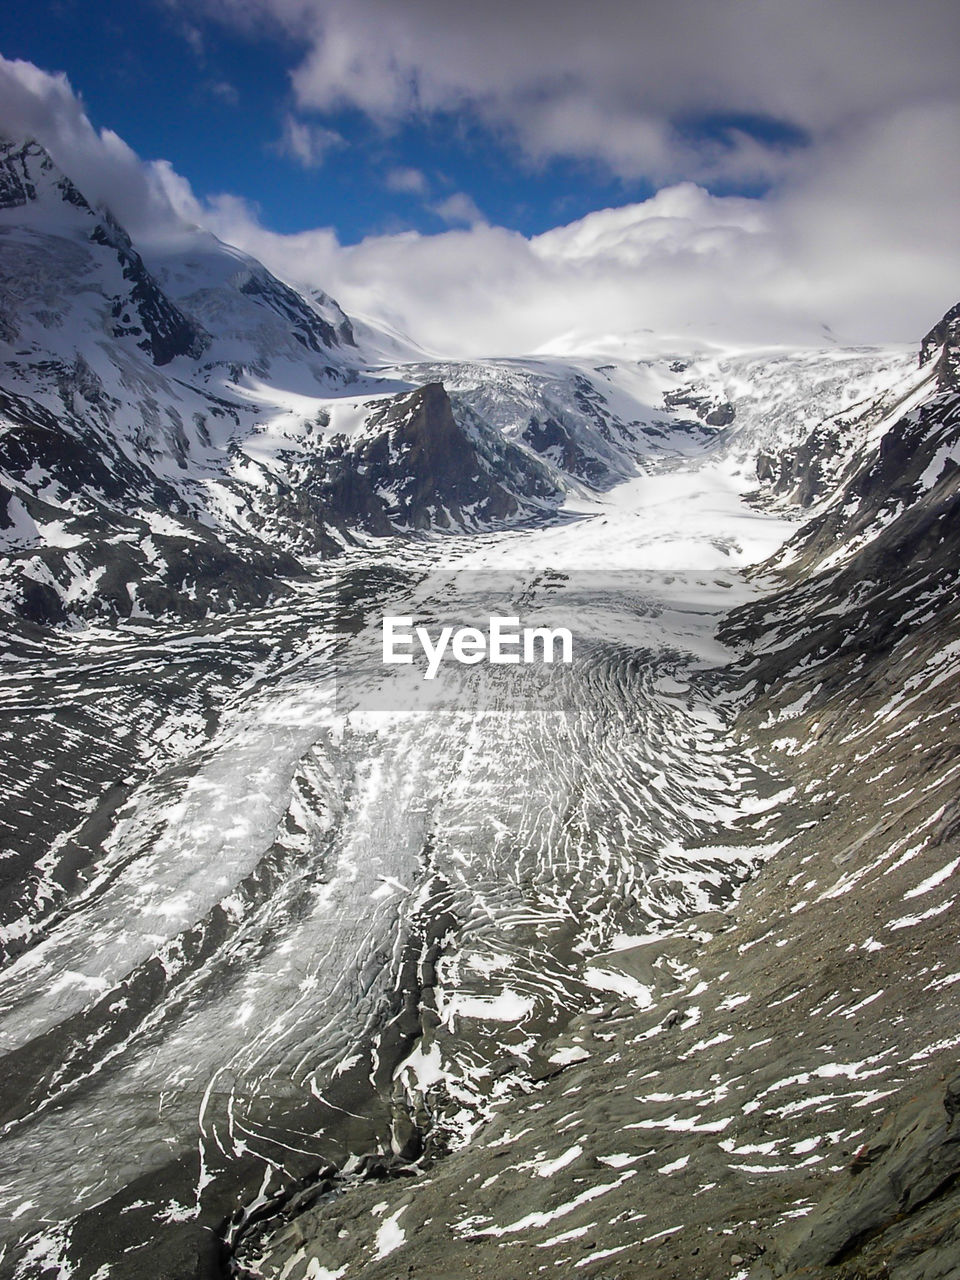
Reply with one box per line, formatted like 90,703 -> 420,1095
0,44 -> 958,357
194,0 -> 960,185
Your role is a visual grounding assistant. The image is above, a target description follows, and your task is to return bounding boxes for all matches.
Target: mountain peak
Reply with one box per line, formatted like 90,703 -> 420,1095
0,135 -> 209,368
0,136 -> 95,222
919,300 -> 960,390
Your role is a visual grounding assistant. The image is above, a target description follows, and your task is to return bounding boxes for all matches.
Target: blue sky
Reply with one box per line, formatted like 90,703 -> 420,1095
0,0 -> 646,239
0,0 -> 814,243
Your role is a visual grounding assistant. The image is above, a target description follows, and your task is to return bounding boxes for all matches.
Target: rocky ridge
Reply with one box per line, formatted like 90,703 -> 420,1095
0,140 -> 562,630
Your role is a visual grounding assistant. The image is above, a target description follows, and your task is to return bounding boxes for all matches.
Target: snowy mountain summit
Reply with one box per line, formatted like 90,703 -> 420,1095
0,135 -> 928,630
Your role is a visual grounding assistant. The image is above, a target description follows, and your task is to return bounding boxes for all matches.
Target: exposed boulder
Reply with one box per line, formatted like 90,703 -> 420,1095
758,1075 -> 960,1280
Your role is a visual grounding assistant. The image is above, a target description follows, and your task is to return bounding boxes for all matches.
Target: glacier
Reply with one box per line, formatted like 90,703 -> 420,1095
0,136 -> 958,1280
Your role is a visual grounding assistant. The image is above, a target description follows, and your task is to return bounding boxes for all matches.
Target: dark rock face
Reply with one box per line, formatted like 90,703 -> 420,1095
718,314 -> 960,1279
1,138 -> 209,368
755,417 -> 847,507
920,301 -> 960,390
91,215 -> 209,366
521,414 -> 609,484
0,137 -> 88,212
755,301 -> 960,524
0,141 -> 564,630
305,382 -> 559,536
0,384 -> 133,503
767,387 -> 960,577
762,1076 -> 960,1279
0,372 -> 558,629
663,384 -> 736,428
0,380 -> 306,627
238,268 -> 354,355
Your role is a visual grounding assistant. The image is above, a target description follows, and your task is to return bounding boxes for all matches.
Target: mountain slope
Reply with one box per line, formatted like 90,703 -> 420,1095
0,140 -> 561,629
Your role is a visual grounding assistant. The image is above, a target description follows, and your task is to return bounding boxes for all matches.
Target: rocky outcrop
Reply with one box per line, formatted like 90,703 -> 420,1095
91,213 -> 209,366
920,301 -> 960,391
0,144 -> 564,629
755,417 -> 846,507
753,303 -> 960,561
238,267 -> 355,356
0,381 -> 308,627
761,1076 -> 960,1280
521,413 -> 610,484
0,136 -> 90,212
1,138 -> 209,367
663,383 -> 736,427
305,382 -> 559,536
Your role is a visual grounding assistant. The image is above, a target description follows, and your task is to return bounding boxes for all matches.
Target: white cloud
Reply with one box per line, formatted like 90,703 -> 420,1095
1,53 -> 958,360
276,112 -> 344,168
192,0 -> 960,183
767,100 -> 960,340
430,192 -> 485,227
385,166 -> 429,196
179,20 -> 206,60
189,100 -> 960,357
208,79 -> 240,105
0,56 -> 186,236
185,93 -> 960,359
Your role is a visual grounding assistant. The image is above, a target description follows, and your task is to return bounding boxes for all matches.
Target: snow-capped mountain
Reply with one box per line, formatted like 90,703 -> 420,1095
0,132 -> 958,1280
0,140 -> 562,626
0,137 -> 919,631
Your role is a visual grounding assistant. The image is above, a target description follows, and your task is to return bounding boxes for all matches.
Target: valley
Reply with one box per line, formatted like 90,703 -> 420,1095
0,136 -> 957,1280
